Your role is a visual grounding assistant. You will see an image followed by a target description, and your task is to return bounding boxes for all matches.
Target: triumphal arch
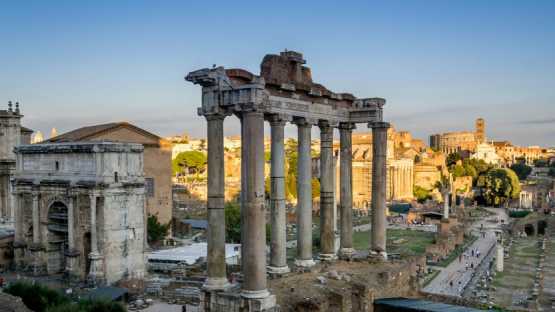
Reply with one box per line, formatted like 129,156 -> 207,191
186,50 -> 390,311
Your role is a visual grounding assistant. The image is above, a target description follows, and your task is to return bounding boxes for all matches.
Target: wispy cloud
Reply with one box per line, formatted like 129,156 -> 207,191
517,118 -> 555,125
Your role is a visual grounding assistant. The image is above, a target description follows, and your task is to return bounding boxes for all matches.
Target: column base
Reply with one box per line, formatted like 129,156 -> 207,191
339,248 -> 356,260
244,293 -> 277,312
294,258 -> 316,268
267,265 -> 290,275
29,245 -> 47,276
368,250 -> 387,261
318,253 -> 338,262
87,253 -> 106,287
241,289 -> 271,299
203,277 -> 231,291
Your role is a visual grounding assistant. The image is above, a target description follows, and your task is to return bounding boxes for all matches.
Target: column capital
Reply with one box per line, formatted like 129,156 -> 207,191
339,122 -> 356,131
204,112 -> 228,121
369,121 -> 390,129
266,113 -> 290,126
292,117 -> 316,127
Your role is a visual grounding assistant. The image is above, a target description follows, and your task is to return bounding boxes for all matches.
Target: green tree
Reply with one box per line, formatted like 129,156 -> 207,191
477,168 -> 521,206
225,201 -> 241,243
510,163 -> 532,181
312,178 -> 320,199
413,186 -> 432,203
446,153 -> 462,167
534,158 -> 549,167
172,151 -> 207,175
451,164 -> 466,178
147,214 -> 170,244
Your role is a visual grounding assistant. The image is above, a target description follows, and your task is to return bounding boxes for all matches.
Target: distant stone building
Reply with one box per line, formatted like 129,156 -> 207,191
429,118 -> 485,155
341,130 -> 415,209
46,122 -> 172,226
471,142 -> 501,165
12,142 -> 146,285
0,102 -> 32,224
493,141 -> 547,166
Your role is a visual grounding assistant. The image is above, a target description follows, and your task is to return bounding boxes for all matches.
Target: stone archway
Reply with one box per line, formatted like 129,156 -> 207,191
537,220 -> 547,235
524,224 -> 535,236
46,201 -> 69,273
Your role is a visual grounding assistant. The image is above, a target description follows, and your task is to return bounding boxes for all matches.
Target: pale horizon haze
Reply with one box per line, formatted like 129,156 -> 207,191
1,1 -> 554,146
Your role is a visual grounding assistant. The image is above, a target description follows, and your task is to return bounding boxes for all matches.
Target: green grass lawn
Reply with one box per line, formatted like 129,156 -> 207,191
285,228 -> 435,261
353,228 -> 435,258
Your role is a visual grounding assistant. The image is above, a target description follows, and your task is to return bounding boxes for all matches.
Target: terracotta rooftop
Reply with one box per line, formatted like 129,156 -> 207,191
46,122 -> 162,143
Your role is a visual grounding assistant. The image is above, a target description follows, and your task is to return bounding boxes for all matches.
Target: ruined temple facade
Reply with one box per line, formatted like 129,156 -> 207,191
0,102 -> 32,224
186,50 -> 390,311
12,142 -> 146,285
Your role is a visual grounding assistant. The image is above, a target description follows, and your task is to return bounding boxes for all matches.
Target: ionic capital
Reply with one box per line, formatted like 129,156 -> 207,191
369,121 -> 390,129
266,113 -> 290,126
292,117 -> 316,128
203,111 -> 228,121
339,122 -> 356,131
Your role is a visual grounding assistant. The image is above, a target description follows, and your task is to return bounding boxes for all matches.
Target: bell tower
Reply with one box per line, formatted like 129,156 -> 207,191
475,118 -> 485,144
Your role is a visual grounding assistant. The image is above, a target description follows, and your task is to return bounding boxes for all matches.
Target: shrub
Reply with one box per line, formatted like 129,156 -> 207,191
4,281 -> 70,312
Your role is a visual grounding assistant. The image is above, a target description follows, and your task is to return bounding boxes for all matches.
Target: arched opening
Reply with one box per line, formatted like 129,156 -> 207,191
524,224 -> 535,236
47,201 -> 68,273
537,220 -> 547,235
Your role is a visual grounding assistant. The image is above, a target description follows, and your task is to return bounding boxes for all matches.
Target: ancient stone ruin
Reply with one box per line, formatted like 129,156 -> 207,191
186,50 -> 390,310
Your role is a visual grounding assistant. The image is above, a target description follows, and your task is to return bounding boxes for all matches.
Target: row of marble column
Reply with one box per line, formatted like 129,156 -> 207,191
13,190 -> 104,282
391,165 -> 413,199
203,111 -> 389,299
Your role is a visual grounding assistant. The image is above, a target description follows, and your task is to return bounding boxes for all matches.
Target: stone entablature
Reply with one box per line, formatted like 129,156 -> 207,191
12,142 -> 146,285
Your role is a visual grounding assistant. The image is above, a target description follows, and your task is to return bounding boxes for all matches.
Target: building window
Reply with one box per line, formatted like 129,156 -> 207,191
114,172 -> 119,182
145,178 -> 155,197
55,161 -> 59,171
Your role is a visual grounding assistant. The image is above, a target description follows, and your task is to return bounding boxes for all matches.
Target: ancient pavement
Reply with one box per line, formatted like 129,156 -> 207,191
423,208 -> 507,297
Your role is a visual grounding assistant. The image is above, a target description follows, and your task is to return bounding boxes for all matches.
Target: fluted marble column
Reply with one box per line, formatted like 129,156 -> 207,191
339,123 -> 355,258
370,122 -> 389,259
65,194 -> 79,278
268,115 -> 289,274
204,113 -> 230,290
241,110 -> 269,298
294,118 -> 315,268
319,121 -> 336,261
32,191 -> 40,244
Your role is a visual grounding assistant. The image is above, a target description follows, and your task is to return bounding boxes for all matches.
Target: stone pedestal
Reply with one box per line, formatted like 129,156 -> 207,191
29,243 -> 46,276
65,249 -> 80,282
87,252 -> 106,287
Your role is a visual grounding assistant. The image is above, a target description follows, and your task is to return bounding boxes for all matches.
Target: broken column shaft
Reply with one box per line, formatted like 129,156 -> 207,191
339,123 -> 355,258
294,119 -> 315,268
241,110 -> 270,298
370,122 -> 389,259
319,121 -> 336,260
204,113 -> 230,290
268,116 -> 290,274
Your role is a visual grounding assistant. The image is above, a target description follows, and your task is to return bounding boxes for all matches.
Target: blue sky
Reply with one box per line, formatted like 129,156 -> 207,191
1,1 -> 554,146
